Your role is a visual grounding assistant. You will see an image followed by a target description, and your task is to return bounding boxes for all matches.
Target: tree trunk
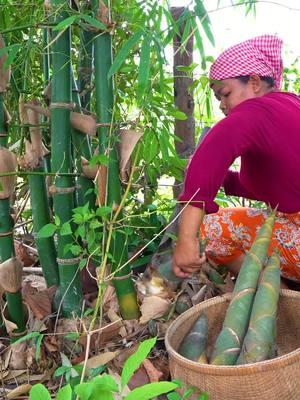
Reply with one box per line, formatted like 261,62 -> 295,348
171,7 -> 195,198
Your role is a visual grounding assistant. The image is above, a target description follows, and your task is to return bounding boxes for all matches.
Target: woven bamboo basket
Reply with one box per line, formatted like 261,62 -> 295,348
165,289 -> 300,400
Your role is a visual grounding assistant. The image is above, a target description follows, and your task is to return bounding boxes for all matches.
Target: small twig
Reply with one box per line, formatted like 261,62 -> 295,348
14,190 -> 30,224
105,189 -> 201,281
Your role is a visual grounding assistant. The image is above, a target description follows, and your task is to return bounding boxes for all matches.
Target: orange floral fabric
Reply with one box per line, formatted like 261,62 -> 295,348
200,207 -> 300,282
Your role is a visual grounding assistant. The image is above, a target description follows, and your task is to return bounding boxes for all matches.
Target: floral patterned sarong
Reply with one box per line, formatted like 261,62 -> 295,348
200,207 -> 300,282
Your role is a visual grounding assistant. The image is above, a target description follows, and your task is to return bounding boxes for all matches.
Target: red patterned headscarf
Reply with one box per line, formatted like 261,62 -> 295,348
209,35 -> 283,89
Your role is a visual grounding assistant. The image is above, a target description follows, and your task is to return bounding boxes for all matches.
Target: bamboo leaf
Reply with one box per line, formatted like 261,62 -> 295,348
124,382 -> 178,400
35,334 -> 44,361
108,29 -> 144,78
80,14 -> 106,30
180,15 -> 192,55
52,15 -> 78,31
194,0 -> 215,46
137,34 -> 151,104
13,331 -> 41,345
121,337 -> 156,389
169,109 -> 187,120
191,18 -> 206,69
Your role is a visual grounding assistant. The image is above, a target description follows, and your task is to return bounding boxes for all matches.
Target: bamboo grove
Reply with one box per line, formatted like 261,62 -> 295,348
0,0 -> 257,336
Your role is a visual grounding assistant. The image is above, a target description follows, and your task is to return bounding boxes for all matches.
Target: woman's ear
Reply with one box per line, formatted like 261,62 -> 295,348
249,75 -> 262,93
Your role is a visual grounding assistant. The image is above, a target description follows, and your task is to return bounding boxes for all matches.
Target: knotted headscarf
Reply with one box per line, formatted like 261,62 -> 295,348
209,35 -> 283,89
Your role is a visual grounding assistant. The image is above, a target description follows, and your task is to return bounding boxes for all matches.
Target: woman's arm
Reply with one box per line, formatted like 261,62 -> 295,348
172,205 -> 206,277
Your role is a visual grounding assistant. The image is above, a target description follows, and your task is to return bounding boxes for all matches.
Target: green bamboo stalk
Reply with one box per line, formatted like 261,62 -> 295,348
78,28 -> 94,110
42,25 -> 53,208
28,165 -> 59,287
6,292 -> 26,335
92,0 -> 140,320
237,251 -> 280,364
71,73 -> 96,208
0,195 -> 26,335
210,211 -> 276,365
50,0 -> 83,317
0,33 -> 25,335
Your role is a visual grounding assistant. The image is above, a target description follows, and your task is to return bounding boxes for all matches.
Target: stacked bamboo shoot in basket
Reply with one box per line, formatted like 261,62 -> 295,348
178,211 -> 281,365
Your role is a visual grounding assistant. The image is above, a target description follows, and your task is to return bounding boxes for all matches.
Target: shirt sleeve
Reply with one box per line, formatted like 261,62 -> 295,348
178,105 -> 259,213
223,170 -> 255,199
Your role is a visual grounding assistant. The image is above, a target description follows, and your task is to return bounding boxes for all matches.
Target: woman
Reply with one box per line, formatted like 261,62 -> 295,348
173,35 -> 300,283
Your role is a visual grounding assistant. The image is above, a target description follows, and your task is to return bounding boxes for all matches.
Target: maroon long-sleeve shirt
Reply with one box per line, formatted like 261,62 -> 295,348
179,91 -> 300,214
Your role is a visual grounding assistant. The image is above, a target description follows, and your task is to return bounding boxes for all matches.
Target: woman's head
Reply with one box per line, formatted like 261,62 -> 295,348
211,74 -> 275,115
209,35 -> 283,114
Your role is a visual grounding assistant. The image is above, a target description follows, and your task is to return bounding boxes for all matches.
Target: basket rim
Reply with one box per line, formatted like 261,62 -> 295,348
165,289 -> 300,376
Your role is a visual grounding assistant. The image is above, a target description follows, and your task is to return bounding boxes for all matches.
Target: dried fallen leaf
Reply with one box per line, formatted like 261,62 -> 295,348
128,365 -> 149,390
14,241 -> 35,267
118,129 -> 143,183
4,369 -> 27,382
139,296 -> 171,324
2,314 -> 18,335
22,282 -> 56,320
142,358 -> 163,382
108,368 -> 130,398
80,351 -> 119,373
9,342 -> 27,369
107,309 -> 127,337
6,383 -> 32,399
79,320 -> 123,351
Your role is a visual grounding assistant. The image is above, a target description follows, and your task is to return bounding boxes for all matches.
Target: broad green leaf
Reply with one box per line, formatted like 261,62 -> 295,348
80,14 -> 106,30
57,384 -> 72,400
137,34 -> 151,104
96,206 -> 112,217
169,110 -> 187,120
61,352 -> 73,367
182,387 -> 196,398
54,215 -> 61,226
37,223 -> 57,238
92,391 -> 114,400
60,222 -> 72,236
91,374 -> 119,392
29,384 -> 51,400
194,0 -> 215,46
125,382 -> 178,400
52,15 -> 78,31
90,154 -> 109,166
3,43 -> 21,68
13,331 -> 41,345
108,29 -> 143,78
167,392 -> 181,400
197,392 -> 209,400
53,365 -> 70,378
70,244 -> 82,256
79,258 -> 88,269
121,337 -> 156,389
74,382 -> 93,400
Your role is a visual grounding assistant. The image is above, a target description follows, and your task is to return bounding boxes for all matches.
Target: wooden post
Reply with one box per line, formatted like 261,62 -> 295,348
171,7 -> 195,198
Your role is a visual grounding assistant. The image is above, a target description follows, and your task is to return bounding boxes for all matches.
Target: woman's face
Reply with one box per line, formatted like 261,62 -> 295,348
212,77 -> 265,116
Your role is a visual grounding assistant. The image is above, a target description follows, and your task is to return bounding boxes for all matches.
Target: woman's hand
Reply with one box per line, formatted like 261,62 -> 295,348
173,237 -> 206,278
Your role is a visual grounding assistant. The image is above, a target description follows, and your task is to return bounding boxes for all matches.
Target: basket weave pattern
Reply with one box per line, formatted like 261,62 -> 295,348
165,289 -> 300,400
